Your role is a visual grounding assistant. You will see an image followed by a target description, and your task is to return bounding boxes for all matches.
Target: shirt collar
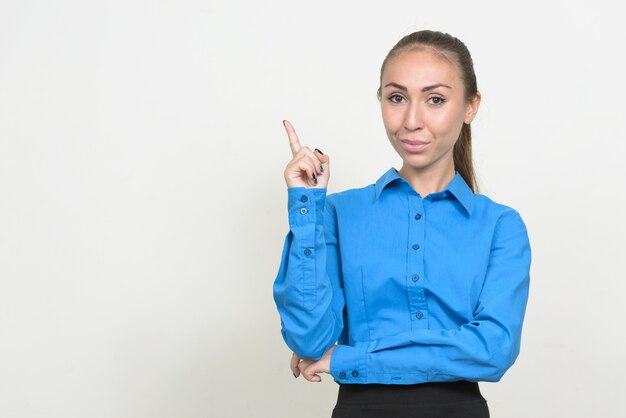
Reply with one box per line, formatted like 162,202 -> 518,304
374,167 -> 474,216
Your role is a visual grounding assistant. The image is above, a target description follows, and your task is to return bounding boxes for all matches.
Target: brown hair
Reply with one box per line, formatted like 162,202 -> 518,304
377,30 -> 480,194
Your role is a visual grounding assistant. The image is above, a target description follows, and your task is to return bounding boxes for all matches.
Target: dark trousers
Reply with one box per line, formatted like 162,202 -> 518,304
331,380 -> 490,418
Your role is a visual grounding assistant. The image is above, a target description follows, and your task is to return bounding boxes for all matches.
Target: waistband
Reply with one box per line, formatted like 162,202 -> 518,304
335,380 -> 484,407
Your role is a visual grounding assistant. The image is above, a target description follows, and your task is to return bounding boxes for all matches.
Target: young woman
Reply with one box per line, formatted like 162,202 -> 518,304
273,29 -> 532,418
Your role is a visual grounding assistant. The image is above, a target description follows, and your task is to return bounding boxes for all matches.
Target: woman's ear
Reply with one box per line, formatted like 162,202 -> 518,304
464,90 -> 482,124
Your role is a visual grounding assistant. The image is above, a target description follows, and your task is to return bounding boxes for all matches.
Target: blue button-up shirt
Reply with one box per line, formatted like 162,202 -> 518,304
273,167 -> 531,385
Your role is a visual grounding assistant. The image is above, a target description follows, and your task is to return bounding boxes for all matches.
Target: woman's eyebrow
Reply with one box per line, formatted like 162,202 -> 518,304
384,82 -> 452,92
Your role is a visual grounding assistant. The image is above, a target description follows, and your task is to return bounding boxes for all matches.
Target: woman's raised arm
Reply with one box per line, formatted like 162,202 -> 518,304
273,120 -> 345,362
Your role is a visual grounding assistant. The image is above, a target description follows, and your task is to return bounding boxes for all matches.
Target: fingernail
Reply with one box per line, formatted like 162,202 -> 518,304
314,148 -> 324,155
282,120 -> 286,127
293,372 -> 297,378
319,164 -> 324,173
313,173 -> 317,185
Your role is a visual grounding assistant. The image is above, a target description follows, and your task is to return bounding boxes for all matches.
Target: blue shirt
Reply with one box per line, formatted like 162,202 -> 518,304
273,167 -> 532,385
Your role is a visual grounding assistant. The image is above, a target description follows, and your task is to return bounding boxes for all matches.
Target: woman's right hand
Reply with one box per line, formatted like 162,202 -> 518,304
283,120 -> 330,189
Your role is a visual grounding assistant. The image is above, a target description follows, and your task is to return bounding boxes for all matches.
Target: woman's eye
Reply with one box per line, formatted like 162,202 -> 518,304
388,94 -> 404,104
428,96 -> 446,105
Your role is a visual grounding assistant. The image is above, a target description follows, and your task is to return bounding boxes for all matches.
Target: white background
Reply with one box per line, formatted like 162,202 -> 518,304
1,0 -> 625,417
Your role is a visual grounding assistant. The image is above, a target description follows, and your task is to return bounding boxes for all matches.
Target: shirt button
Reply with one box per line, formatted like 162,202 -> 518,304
416,311 -> 424,319
414,213 -> 421,220
300,207 -> 308,215
338,371 -> 347,379
412,243 -> 420,250
300,195 -> 308,202
304,248 -> 312,256
352,370 -> 359,377
411,274 -> 419,282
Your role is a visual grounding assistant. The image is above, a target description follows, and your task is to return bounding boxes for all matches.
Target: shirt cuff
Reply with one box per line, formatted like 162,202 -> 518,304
330,343 -> 368,383
287,187 -> 327,227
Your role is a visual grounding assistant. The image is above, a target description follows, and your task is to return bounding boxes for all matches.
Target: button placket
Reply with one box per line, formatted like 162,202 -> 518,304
407,193 -> 428,329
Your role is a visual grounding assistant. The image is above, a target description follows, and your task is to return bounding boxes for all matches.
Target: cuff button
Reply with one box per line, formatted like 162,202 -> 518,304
300,195 -> 308,202
338,371 -> 347,379
351,370 -> 359,377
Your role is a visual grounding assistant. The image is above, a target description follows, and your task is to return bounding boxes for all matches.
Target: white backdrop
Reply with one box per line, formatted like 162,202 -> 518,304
1,1 -> 625,417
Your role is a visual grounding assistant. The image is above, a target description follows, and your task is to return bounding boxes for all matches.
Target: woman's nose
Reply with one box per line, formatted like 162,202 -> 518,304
404,103 -> 424,131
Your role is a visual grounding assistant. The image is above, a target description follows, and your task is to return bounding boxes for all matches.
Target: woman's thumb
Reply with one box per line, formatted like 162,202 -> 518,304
314,148 -> 329,164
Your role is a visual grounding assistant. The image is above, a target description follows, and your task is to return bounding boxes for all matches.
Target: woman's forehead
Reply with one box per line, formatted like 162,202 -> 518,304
383,49 -> 460,85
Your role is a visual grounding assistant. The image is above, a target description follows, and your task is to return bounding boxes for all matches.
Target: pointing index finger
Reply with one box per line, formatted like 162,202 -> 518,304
283,120 -> 301,156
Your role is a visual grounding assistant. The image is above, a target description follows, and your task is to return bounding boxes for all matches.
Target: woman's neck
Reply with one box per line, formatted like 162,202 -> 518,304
397,163 -> 456,198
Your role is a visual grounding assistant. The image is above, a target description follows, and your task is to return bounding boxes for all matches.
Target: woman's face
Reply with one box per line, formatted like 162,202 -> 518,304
380,47 -> 480,173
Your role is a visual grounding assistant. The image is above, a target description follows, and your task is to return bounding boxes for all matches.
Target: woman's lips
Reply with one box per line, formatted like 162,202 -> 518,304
401,140 -> 430,152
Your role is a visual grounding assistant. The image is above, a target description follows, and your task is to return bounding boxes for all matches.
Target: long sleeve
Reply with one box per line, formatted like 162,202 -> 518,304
330,209 -> 532,384
272,187 -> 345,360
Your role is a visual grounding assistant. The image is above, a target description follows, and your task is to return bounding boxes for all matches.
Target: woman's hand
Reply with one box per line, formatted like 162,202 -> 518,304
283,120 -> 330,189
289,345 -> 337,382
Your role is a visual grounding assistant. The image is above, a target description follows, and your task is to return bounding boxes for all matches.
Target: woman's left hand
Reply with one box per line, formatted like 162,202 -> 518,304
290,344 -> 337,382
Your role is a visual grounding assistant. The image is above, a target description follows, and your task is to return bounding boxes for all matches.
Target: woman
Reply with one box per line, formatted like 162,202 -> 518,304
273,29 -> 531,418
